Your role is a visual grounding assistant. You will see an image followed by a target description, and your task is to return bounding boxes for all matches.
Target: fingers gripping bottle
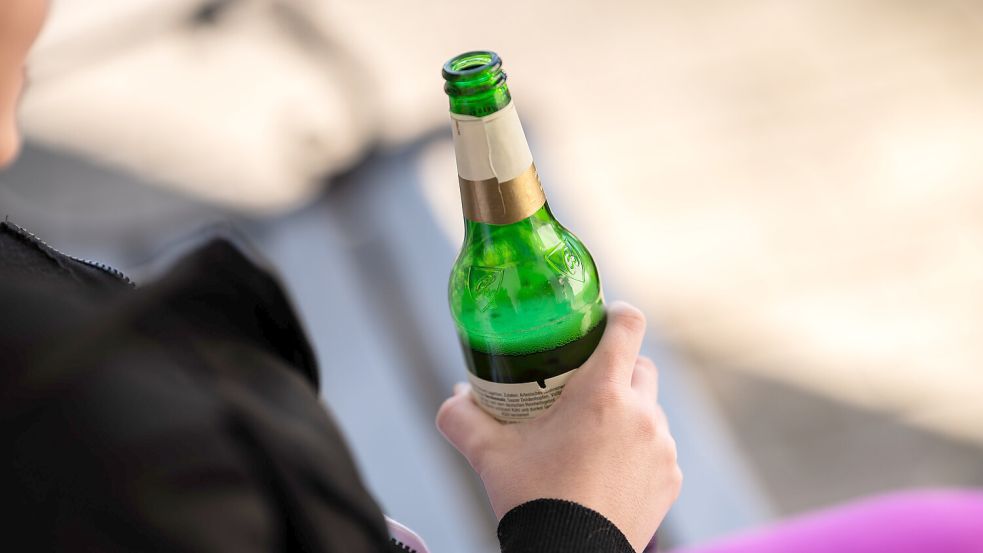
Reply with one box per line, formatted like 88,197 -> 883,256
444,51 -> 606,422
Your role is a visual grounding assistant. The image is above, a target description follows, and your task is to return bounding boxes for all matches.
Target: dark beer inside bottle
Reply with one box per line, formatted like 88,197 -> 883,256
462,316 -> 606,385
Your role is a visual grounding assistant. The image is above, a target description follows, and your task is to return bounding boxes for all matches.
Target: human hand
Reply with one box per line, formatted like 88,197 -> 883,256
436,301 -> 682,552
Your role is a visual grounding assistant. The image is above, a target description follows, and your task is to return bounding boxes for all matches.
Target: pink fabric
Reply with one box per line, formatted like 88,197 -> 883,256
670,489 -> 983,553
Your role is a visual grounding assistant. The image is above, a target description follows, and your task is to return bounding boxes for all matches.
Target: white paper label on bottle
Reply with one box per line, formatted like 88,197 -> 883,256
450,101 -> 533,183
466,369 -> 577,422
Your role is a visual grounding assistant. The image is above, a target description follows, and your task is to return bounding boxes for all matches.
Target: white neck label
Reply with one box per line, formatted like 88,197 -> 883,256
450,102 -> 534,183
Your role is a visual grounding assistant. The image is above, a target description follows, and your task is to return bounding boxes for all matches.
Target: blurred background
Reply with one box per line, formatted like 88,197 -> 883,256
2,0 -> 982,550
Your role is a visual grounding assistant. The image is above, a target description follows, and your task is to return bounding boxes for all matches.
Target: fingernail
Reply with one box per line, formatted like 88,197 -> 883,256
453,382 -> 469,395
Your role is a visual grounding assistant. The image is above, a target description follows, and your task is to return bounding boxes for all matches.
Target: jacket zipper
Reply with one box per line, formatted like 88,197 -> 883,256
4,220 -> 135,287
66,254 -> 135,287
390,538 -> 418,553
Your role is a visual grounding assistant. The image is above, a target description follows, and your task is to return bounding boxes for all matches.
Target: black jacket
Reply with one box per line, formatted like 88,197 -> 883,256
0,221 -> 633,553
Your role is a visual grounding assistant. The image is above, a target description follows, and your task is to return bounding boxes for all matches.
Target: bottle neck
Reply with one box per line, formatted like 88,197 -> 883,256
443,51 -> 546,226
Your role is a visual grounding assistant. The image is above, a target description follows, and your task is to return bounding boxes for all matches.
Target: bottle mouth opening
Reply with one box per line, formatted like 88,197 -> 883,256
442,51 -> 501,80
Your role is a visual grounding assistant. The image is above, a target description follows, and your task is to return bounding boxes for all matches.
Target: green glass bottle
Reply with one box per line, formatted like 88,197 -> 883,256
444,51 -> 606,422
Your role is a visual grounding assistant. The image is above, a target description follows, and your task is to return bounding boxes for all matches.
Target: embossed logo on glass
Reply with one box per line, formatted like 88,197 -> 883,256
546,241 -> 585,283
469,266 -> 504,311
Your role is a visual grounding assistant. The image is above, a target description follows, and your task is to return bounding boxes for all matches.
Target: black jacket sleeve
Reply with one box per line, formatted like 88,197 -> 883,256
499,499 -> 636,553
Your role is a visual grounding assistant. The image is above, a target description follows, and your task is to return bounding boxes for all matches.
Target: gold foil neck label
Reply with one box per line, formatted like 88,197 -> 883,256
459,164 -> 546,225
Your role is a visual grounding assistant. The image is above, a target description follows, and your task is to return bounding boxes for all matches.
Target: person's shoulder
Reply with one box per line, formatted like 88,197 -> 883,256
0,219 -> 133,292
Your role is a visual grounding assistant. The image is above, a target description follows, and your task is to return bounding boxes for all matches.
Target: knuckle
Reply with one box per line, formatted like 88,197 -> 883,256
637,356 -> 657,373
670,465 -> 684,496
662,433 -> 679,459
635,408 -> 660,438
590,384 -> 628,412
435,396 -> 461,432
614,304 -> 647,335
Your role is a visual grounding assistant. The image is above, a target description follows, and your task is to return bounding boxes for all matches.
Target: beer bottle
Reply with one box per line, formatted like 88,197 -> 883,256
444,51 -> 606,422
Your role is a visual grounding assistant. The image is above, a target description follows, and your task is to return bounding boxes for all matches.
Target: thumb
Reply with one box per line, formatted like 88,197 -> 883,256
436,383 -> 503,462
580,301 -> 647,388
